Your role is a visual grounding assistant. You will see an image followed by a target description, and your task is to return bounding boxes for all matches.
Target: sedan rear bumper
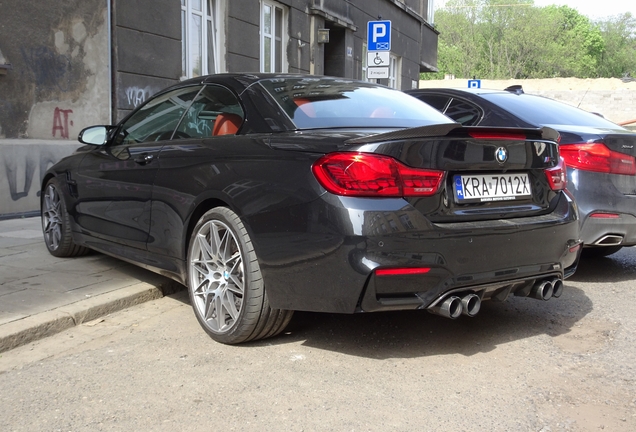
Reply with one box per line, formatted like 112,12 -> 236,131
568,169 -> 636,247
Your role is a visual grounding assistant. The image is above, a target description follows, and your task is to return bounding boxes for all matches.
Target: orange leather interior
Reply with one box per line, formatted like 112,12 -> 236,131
294,98 -> 316,117
212,113 -> 243,136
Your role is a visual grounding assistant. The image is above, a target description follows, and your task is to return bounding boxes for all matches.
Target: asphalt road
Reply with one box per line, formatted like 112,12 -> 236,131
1,249 -> 636,431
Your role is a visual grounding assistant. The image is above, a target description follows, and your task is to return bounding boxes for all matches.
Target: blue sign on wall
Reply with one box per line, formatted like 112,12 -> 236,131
367,20 -> 391,51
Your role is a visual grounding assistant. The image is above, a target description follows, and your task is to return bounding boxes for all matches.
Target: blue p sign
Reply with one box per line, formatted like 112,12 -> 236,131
367,20 -> 391,51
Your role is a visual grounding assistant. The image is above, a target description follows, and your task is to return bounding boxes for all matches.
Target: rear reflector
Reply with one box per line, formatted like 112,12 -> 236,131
589,213 -> 620,219
545,157 -> 567,191
312,152 -> 444,197
559,143 -> 636,175
375,268 -> 431,276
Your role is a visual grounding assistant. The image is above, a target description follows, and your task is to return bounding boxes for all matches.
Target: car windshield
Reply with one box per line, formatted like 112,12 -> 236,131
482,93 -> 622,128
259,77 -> 453,129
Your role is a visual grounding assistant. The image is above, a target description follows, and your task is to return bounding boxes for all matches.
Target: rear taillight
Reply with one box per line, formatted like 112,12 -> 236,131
375,267 -> 431,276
545,157 -> 567,191
559,143 -> 636,175
312,152 -> 444,197
589,213 -> 620,219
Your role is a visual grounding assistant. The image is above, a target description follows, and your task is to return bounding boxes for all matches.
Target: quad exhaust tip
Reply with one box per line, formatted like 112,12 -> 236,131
530,278 -> 564,301
429,278 -> 563,319
428,294 -> 481,319
461,293 -> 481,317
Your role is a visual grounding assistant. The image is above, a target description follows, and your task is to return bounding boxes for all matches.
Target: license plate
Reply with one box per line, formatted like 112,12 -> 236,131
454,173 -> 532,203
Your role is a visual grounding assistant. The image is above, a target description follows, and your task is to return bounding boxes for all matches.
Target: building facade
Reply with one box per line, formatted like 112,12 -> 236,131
0,0 -> 438,217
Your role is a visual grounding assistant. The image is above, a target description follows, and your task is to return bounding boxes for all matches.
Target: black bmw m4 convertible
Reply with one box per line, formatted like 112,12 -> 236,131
41,74 -> 581,344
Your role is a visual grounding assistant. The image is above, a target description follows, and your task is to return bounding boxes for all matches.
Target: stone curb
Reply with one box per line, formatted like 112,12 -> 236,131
0,282 -> 167,354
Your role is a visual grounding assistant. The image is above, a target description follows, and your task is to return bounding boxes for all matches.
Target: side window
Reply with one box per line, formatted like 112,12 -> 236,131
113,87 -> 202,145
416,94 -> 451,111
444,98 -> 483,126
176,85 -> 244,138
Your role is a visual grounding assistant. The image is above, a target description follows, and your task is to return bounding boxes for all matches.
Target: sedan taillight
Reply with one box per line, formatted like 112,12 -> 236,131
312,152 -> 444,197
545,157 -> 567,191
559,143 -> 636,175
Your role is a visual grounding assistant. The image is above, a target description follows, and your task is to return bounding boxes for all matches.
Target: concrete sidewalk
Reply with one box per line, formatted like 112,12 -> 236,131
0,216 -> 183,353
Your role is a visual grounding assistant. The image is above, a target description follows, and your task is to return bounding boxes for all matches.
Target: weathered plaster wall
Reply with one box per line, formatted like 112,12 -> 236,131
0,0 -> 110,140
0,0 -> 109,217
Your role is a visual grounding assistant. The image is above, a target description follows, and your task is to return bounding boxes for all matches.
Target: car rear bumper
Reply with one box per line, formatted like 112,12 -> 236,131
580,212 -> 636,246
249,192 -> 580,314
568,169 -> 636,247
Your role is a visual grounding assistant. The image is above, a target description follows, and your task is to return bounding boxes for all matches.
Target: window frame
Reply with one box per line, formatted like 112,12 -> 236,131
361,43 -> 375,83
181,0 -> 226,79
260,0 -> 288,73
388,54 -> 401,89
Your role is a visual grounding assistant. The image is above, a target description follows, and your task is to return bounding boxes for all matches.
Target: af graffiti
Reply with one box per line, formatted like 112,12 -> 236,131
52,107 -> 74,139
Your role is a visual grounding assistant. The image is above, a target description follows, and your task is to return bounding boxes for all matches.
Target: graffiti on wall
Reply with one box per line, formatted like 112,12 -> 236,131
2,151 -> 57,201
125,86 -> 155,108
20,46 -> 72,92
52,107 -> 74,139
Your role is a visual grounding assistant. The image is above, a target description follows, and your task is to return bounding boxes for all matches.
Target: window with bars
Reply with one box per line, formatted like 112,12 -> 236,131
181,0 -> 224,79
260,1 -> 288,73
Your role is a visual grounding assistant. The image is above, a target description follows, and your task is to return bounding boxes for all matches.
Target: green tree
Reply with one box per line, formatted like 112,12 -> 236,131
596,13 -> 636,78
423,0 -> 633,80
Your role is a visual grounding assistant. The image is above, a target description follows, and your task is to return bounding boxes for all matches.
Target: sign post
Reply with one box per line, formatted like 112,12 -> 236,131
366,20 -> 391,79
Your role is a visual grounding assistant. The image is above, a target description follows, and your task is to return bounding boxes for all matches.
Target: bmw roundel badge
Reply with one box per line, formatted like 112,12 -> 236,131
495,147 -> 508,164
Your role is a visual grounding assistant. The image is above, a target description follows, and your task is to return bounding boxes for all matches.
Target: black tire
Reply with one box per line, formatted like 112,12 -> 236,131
186,207 -> 293,344
41,178 -> 90,257
582,245 -> 623,258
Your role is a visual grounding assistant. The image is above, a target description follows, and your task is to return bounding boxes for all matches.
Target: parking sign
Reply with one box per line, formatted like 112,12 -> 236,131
367,20 -> 391,51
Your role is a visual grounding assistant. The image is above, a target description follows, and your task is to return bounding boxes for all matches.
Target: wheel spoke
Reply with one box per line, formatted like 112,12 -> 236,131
196,232 -> 214,263
210,223 -> 222,260
214,294 -> 225,330
222,290 -> 240,321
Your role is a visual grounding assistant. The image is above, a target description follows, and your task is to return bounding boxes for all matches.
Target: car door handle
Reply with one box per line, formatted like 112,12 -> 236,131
134,153 -> 154,165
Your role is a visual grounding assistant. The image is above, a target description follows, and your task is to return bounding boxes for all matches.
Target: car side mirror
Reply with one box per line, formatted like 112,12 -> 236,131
78,126 -> 109,146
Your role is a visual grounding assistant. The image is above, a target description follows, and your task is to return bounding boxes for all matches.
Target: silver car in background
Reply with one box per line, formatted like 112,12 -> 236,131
407,86 -> 636,257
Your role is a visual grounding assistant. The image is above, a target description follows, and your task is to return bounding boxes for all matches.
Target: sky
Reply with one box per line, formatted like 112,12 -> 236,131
435,1 -> 635,21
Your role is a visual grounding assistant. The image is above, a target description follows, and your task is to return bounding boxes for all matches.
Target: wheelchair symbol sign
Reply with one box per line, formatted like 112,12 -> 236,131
367,51 -> 389,67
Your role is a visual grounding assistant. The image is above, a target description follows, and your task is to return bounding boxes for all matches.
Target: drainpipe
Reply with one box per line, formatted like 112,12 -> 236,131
107,0 -> 114,124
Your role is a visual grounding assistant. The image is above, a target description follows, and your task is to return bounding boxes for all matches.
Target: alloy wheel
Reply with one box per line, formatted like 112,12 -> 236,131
189,220 -> 245,334
42,184 -> 63,251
